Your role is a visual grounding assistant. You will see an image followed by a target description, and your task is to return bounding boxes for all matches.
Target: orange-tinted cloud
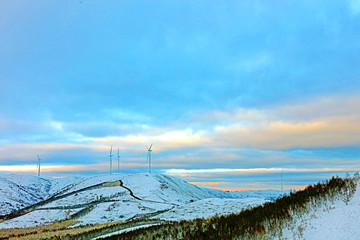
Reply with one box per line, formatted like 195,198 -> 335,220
189,181 -> 226,186
89,93 -> 360,152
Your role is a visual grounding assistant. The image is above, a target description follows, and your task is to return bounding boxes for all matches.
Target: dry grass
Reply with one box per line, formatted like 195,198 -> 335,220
103,181 -> 120,187
1,218 -> 158,240
0,220 -> 78,239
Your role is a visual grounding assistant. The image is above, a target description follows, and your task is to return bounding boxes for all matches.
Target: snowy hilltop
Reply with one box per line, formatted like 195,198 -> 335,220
108,176 -> 359,240
0,173 -> 285,230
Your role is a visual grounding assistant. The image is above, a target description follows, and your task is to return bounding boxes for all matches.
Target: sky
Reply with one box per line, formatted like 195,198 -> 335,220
1,0 -> 360,191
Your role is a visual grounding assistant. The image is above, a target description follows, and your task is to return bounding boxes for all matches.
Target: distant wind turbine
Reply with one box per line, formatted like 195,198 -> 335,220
146,144 -> 153,173
117,148 -> 120,173
109,146 -> 113,175
37,154 -> 41,177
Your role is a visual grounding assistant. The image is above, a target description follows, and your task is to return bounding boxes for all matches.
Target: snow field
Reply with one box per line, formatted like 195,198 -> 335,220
281,182 -> 360,240
0,209 -> 70,229
152,197 -> 267,221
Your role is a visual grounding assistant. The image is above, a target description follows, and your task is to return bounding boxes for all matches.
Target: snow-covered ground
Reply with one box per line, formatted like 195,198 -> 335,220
121,173 -> 214,204
0,172 -> 87,216
0,173 -> 51,215
280,181 -> 360,240
0,172 -> 286,229
204,187 -> 289,201
48,175 -> 89,195
74,200 -> 170,227
152,197 -> 267,221
0,209 -> 70,229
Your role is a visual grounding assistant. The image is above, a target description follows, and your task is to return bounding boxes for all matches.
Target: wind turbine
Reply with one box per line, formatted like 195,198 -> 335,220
146,144 -> 153,173
117,148 -> 120,173
109,146 -> 113,175
37,154 -> 41,177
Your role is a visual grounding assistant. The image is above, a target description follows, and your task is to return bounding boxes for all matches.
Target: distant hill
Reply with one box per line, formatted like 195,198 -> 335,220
0,172 -> 86,216
203,187 -> 288,201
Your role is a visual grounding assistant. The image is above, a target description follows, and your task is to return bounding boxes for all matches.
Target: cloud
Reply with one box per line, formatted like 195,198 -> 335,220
349,0 -> 360,15
211,116 -> 360,150
2,93 -> 359,168
88,128 -> 211,153
188,181 -> 227,187
195,93 -> 360,150
166,167 -> 360,175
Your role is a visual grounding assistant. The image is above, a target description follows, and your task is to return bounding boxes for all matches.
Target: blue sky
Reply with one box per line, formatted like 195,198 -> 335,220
1,0 -> 360,190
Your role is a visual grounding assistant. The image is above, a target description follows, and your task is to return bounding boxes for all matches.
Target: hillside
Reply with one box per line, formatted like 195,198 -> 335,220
0,173 -> 285,230
113,176 -> 358,240
0,172 -> 87,216
280,178 -> 360,239
203,187 -> 287,201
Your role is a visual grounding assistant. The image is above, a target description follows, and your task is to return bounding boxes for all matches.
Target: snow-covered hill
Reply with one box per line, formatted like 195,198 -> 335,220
204,187 -> 289,201
0,173 -> 285,229
0,172 -> 86,216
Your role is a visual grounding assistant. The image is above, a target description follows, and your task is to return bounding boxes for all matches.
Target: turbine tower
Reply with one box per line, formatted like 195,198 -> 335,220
146,144 -> 153,173
37,154 -> 41,177
117,148 -> 120,173
109,146 -> 113,175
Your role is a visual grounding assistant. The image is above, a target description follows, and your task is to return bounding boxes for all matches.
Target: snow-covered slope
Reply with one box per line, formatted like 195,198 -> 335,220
204,187 -> 289,201
152,197 -> 268,221
0,173 -> 51,216
0,173 -> 86,216
280,181 -> 360,240
0,173 -> 285,229
121,173 -> 214,204
48,175 -> 89,195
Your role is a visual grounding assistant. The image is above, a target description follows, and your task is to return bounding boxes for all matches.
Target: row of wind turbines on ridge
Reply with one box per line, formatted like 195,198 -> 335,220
36,144 -> 153,176
108,144 -> 153,175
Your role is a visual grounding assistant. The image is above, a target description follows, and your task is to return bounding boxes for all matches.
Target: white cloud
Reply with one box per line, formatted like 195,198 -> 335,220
349,0 -> 360,15
85,92 -> 360,152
